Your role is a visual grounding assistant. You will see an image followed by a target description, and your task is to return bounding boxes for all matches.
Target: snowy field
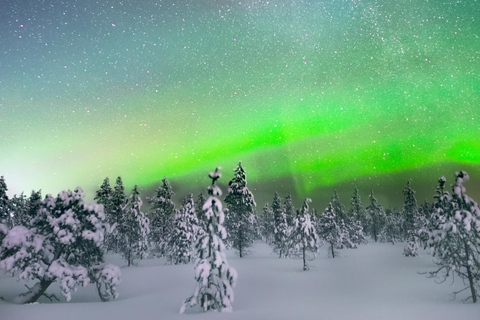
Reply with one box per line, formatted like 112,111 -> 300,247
1,241 -> 478,320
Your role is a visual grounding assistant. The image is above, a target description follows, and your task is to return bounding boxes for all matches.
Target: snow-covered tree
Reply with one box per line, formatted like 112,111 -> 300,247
379,208 -> 404,244
425,172 -> 480,303
317,203 -> 345,258
350,187 -> 367,232
224,162 -> 257,258
272,192 -> 289,258
0,187 -> 120,303
104,176 -> 127,253
261,202 -> 275,245
181,167 -> 237,313
94,177 -> 114,250
147,177 -> 175,257
118,185 -> 150,266
331,191 -> 364,248
366,191 -> 386,242
292,198 -> 318,270
0,176 -> 12,227
402,180 -> 421,257
167,194 -> 199,264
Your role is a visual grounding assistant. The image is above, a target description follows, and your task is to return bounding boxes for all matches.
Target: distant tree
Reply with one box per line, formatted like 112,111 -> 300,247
331,190 -> 364,248
350,187 -> 367,231
272,192 -> 289,258
0,187 -> 120,304
107,177 -> 127,252
0,176 -> 12,227
366,191 -> 386,242
147,177 -> 175,257
94,177 -> 115,250
224,162 -> 257,258
10,192 -> 27,227
402,180 -> 421,257
424,172 -> 480,303
262,202 -> 275,245
167,194 -> 199,264
317,203 -> 344,258
181,167 -> 237,313
379,208 -> 404,244
331,191 -> 348,222
283,193 -> 296,256
292,198 -> 319,270
118,185 -> 150,266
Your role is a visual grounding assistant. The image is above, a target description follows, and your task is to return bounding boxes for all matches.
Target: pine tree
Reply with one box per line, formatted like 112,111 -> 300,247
167,194 -> 199,264
224,162 -> 257,258
379,208 -> 404,244
0,176 -> 12,227
180,167 -> 237,313
272,192 -> 289,258
94,177 -> 115,250
350,187 -> 367,232
402,180 -> 421,256
292,198 -> 318,270
108,177 -> 127,253
147,177 -> 175,257
10,192 -> 27,227
366,191 -> 386,242
283,193 -> 296,257
425,172 -> 480,303
262,202 -> 275,245
0,187 -> 120,303
317,203 -> 344,258
118,185 -> 150,266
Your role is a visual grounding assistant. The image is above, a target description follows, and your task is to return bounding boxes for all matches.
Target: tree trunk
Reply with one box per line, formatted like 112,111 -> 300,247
17,279 -> 54,304
464,241 -> 477,303
303,246 -> 307,271
331,242 -> 335,258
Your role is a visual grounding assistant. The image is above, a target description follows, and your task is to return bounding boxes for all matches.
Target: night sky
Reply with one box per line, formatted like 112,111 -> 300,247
1,0 -> 479,210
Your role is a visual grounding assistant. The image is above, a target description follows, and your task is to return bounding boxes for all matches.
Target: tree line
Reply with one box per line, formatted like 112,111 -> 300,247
1,166 -> 479,307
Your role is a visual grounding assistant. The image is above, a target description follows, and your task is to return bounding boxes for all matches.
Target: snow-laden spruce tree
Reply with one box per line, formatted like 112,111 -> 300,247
118,185 -> 150,266
331,190 -> 364,248
181,167 -> 237,313
272,192 -> 290,258
366,191 -> 386,242
402,180 -> 421,256
379,208 -> 404,244
0,187 -> 120,303
425,172 -> 480,303
10,190 -> 42,228
224,162 -> 257,258
292,198 -> 319,270
94,177 -> 115,250
167,194 -> 199,264
262,202 -> 275,245
317,203 -> 345,258
147,177 -> 175,257
0,176 -> 12,228
350,187 -> 367,231
103,176 -> 127,253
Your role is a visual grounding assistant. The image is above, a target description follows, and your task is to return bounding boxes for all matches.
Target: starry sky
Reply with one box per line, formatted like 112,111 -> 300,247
1,0 -> 479,209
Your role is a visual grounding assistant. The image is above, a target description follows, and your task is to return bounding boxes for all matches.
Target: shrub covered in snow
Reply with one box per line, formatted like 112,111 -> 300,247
424,172 -> 480,303
0,187 -> 120,304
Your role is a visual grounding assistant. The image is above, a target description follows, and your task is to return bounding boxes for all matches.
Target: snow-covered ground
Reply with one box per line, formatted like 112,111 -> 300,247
1,241 -> 478,320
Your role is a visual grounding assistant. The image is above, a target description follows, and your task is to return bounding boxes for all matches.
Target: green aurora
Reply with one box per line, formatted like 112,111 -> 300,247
1,0 -> 479,208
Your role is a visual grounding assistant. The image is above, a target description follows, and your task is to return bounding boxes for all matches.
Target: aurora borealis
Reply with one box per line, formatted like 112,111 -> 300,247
1,0 -> 479,208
